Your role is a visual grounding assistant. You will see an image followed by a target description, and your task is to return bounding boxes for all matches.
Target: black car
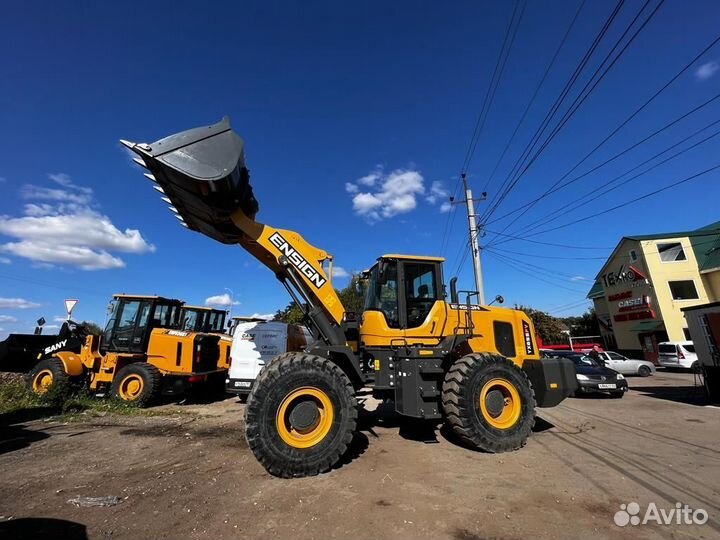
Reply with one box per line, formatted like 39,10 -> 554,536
564,353 -> 628,398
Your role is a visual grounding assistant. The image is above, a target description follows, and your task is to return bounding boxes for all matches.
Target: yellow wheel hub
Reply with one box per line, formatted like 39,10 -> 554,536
32,369 -> 54,394
118,374 -> 144,401
276,387 -> 334,449
479,378 -> 522,430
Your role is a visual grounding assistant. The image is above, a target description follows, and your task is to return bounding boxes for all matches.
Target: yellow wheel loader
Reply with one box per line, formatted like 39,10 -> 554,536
27,295 -> 224,406
123,118 -> 577,477
180,306 -> 232,369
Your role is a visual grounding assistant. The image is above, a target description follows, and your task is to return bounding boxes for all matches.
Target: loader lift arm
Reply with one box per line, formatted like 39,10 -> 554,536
120,118 -> 346,347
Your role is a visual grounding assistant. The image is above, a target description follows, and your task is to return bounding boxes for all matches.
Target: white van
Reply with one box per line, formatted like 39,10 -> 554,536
226,320 -> 312,396
658,341 -> 699,370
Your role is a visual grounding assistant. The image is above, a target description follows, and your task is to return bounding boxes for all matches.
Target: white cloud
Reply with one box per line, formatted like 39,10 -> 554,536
348,168 -> 425,222
440,201 -> 452,213
0,297 -> 41,309
0,315 -> 17,323
345,182 -> 359,194
0,174 -> 154,270
44,324 -> 60,330
695,61 -> 719,81
53,316 -> 68,323
0,256 -> 10,264
570,276 -> 588,282
249,313 -> 274,321
332,266 -> 350,279
205,293 -> 240,307
426,181 -> 449,204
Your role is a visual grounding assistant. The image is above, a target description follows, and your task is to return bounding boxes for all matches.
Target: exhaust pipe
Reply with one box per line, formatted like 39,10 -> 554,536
122,117 -> 259,244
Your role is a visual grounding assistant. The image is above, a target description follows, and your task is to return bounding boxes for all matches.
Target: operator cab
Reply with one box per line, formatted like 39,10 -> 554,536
180,306 -> 228,334
102,295 -> 182,354
362,255 -> 445,330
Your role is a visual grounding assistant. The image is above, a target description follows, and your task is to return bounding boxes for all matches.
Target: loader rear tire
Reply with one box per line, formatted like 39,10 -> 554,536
245,353 -> 357,478
111,363 -> 160,407
28,358 -> 70,397
442,353 -> 535,453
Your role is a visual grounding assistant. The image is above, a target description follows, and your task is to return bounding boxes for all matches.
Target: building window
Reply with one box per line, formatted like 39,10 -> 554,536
629,249 -> 638,262
683,327 -> 691,340
668,280 -> 699,300
658,242 -> 687,262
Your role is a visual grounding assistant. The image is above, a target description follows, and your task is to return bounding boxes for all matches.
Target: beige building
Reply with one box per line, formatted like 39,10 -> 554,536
587,222 -> 720,362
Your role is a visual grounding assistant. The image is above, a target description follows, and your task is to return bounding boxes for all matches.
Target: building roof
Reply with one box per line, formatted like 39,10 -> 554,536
587,281 -> 604,299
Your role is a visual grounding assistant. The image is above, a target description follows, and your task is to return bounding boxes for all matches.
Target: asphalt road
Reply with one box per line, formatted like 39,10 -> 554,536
0,370 -> 718,540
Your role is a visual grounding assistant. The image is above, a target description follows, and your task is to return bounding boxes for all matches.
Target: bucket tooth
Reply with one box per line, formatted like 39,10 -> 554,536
133,157 -> 148,168
120,139 -> 136,149
169,206 -> 179,214
153,185 -> 165,194
143,173 -> 156,182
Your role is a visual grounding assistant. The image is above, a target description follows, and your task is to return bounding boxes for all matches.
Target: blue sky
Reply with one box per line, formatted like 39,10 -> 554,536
1,0 -> 719,337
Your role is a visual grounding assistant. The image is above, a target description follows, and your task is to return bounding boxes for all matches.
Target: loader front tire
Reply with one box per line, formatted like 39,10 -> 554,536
28,358 -> 70,397
111,363 -> 160,407
245,353 -> 357,478
442,353 -> 535,453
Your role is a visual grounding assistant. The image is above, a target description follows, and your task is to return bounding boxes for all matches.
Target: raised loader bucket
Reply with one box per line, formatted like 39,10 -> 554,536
121,117 -> 258,244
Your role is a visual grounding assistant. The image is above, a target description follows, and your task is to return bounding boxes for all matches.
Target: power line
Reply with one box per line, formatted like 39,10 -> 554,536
490,247 -> 607,260
490,90 -> 720,231
520,162 -> 720,238
500,117 -> 720,241
485,0 -> 666,227
483,230 -> 613,250
480,0 -> 627,223
483,0 -> 588,194
485,250 -> 589,293
487,28 -> 720,236
439,0 -> 525,256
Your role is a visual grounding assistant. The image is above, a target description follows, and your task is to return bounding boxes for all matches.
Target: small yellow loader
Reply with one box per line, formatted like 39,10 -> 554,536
28,295 -> 224,406
123,118 -> 578,476
180,305 -> 233,369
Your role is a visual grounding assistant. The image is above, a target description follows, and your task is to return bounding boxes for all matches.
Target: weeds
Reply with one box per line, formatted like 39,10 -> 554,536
0,378 -> 181,422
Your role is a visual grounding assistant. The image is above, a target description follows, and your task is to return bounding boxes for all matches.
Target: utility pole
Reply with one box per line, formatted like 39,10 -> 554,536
453,173 -> 486,304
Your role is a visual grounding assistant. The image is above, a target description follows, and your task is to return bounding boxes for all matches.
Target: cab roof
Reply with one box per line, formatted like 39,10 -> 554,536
380,254 -> 445,262
182,305 -> 226,313
113,294 -> 182,303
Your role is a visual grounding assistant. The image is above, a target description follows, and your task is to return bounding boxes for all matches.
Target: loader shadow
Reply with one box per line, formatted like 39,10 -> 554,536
0,518 -> 88,540
0,408 -> 54,455
358,400 -> 441,443
632,384 -> 708,406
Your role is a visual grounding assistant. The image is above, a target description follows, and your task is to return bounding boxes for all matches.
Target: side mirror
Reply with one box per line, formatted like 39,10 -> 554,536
377,260 -> 388,285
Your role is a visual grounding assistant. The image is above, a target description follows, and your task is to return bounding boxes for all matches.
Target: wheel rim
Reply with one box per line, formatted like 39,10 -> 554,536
276,386 -> 334,448
118,374 -> 144,401
479,378 -> 522,430
32,369 -> 54,394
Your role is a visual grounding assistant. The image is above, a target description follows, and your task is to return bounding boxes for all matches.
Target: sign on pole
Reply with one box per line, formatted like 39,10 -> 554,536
64,299 -> 79,320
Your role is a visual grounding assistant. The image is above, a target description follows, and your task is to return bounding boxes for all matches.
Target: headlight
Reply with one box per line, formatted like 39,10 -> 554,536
576,374 -> 589,381
616,373 -> 625,380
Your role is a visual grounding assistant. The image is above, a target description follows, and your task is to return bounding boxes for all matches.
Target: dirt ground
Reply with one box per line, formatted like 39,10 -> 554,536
1,370 -> 718,540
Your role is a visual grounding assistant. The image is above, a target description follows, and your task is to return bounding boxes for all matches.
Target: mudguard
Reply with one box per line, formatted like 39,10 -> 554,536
54,351 -> 85,376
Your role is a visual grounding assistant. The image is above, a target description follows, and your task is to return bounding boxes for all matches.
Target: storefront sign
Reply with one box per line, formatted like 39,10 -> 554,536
602,264 -> 648,289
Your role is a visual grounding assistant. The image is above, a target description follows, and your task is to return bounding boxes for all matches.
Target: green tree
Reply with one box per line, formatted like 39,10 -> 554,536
517,306 -> 568,345
273,275 -> 365,324
560,308 -> 600,337
80,320 -> 103,335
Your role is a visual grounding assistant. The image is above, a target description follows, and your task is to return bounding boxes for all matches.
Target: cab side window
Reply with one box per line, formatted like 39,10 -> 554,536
404,263 -> 438,328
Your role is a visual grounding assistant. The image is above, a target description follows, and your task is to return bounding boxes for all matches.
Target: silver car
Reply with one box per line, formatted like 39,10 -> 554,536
597,351 -> 656,376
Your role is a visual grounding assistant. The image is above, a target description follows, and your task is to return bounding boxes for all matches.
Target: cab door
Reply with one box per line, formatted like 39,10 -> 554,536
401,261 -> 446,345
359,261 -> 406,347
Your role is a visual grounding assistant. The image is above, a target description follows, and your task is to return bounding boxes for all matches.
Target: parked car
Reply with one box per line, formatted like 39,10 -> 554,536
595,351 -> 655,377
566,353 -> 627,398
658,341 -> 699,370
